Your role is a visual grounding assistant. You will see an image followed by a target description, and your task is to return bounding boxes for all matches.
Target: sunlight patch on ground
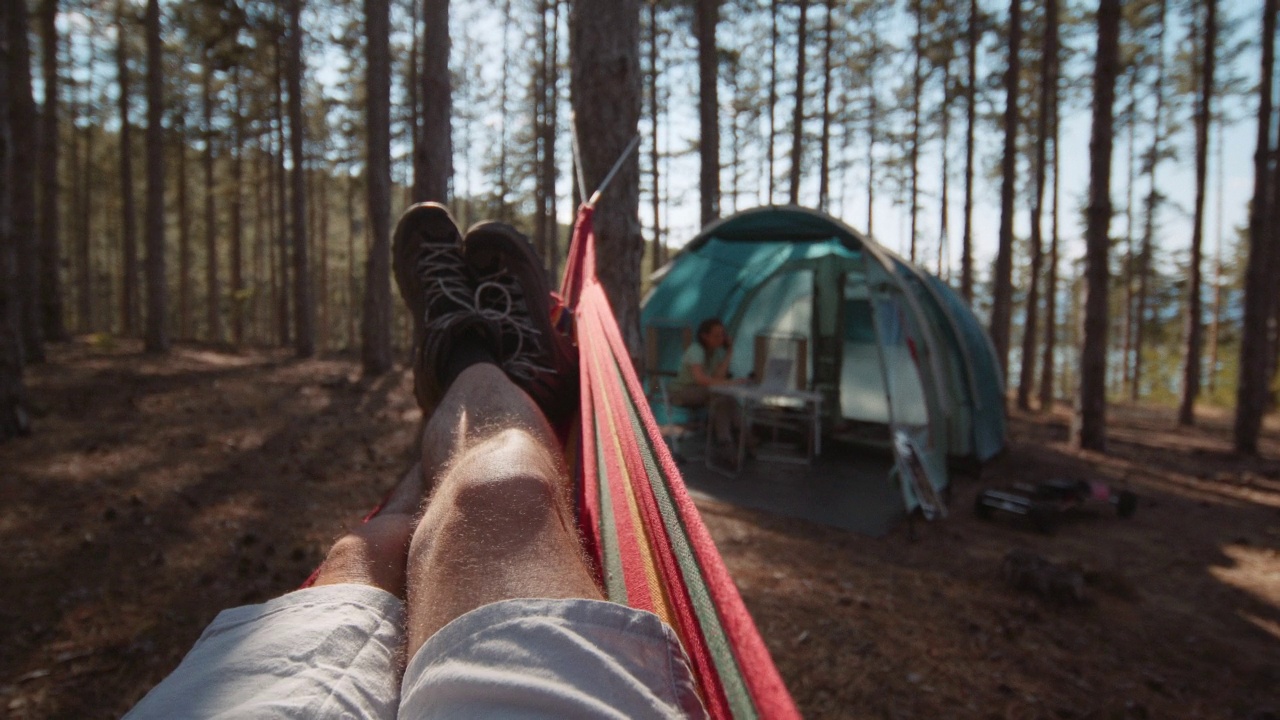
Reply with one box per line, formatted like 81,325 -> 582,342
1209,544 -> 1280,610
1240,612 -> 1280,642
173,348 -> 263,368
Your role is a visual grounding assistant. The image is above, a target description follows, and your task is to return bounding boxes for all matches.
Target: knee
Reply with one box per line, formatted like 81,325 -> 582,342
313,514 -> 414,596
439,428 -> 570,538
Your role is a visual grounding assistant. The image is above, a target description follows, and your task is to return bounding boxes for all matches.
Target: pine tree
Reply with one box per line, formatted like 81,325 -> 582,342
143,0 -> 168,353
1074,0 -> 1122,452
696,0 -> 720,224
363,0 -> 393,376
10,0 -> 41,362
38,0 -> 67,342
990,0 -> 1021,378
1,0 -> 31,441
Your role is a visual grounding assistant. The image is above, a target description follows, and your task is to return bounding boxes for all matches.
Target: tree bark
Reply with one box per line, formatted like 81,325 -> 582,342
1017,0 -> 1057,411
1238,0 -> 1278,453
546,0 -> 561,281
816,0 -> 834,212
1039,38 -> 1061,412
908,0 -> 923,263
767,0 -> 778,204
177,114 -> 191,339
143,0 -> 168,353
203,62 -> 222,343
571,0 -> 643,355
1132,0 -> 1168,402
286,0 -> 313,357
116,2 -> 139,339
1177,0 -> 1216,426
74,37 -> 94,334
11,0 -> 42,361
1,0 -> 32,441
274,39 -> 290,346
418,0 -> 452,203
38,0 -> 66,342
1207,118 -> 1224,394
230,66 -> 244,345
363,0 -> 391,371
648,0 -> 662,273
696,0 -> 720,224
787,0 -> 808,206
989,0 -> 1021,380
961,0 -> 978,303
1073,0 -> 1121,452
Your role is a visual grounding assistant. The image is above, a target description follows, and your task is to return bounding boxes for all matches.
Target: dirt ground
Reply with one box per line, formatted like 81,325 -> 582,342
2,341 -> 1278,719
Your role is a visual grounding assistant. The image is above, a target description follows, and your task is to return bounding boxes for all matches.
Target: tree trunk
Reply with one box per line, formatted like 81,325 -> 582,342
1121,90 -> 1136,393
1017,0 -> 1057,411
287,0 -> 313,358
116,2 -> 139,338
696,0 -> 720,224
909,0 -> 924,263
787,0 -> 808,206
767,0 -> 778,204
11,0 -> 42,361
363,0 -> 392,374
408,0 -> 421,202
419,0 -> 452,203
961,0 -> 978,303
38,0 -> 66,342
1073,0 -> 1121,452
1207,119 -> 1224,394
1177,0 -> 1216,426
1132,0 -> 1168,402
1237,0 -> 1277,454
74,38 -> 93,334
203,62 -> 221,343
816,0 -> 833,212
230,66 -> 244,345
989,0 -> 1021,380
143,0 -> 167,353
648,0 -> 662,273
546,0 -> 561,281
1038,36 -> 1061,412
865,22 -> 879,238
177,115 -> 191,339
496,0 -> 512,219
570,0 -> 643,355
1,0 -> 32,441
274,42 -> 290,347
938,56 -> 952,277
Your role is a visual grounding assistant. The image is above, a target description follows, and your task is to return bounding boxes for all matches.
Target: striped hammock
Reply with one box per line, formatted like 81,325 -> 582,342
560,205 -> 798,719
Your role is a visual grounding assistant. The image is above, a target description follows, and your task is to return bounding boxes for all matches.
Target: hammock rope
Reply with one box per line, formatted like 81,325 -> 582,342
561,205 -> 799,719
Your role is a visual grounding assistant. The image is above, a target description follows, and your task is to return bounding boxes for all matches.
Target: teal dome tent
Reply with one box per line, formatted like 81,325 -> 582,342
641,206 -> 1006,516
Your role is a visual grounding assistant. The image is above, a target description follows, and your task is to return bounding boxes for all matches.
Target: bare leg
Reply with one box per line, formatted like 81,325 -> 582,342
310,463 -> 425,597
403,363 -> 602,659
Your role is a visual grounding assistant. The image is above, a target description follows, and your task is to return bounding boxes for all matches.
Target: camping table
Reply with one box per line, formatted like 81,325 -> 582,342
709,384 -> 823,474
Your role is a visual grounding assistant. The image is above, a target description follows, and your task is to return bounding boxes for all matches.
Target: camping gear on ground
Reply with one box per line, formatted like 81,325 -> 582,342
975,479 -> 1139,533
642,205 -> 1006,519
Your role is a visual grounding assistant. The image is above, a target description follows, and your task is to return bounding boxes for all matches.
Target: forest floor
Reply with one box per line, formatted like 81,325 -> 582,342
1,340 -> 1278,719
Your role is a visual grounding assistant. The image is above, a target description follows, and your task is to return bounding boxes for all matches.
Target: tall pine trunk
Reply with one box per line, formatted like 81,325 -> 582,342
419,0 -> 452,203
696,0 -> 720,224
1177,0 -> 1216,426
1074,0 -> 1121,452
990,0 -> 1021,380
1039,44 -> 1061,412
908,0 -> 922,263
287,0 -> 313,358
571,0 -> 643,355
1236,0 -> 1277,454
38,0 -> 66,342
1132,0 -> 1167,402
11,0 -> 43,361
817,0 -> 834,212
788,0 -> 808,205
230,67 -> 245,345
203,63 -> 221,343
767,0 -> 778,204
1017,0 -> 1057,411
961,0 -> 978,303
143,0 -> 167,353
1,0 -> 32,440
648,0 -> 662,273
116,2 -> 139,338
177,115 -> 191,339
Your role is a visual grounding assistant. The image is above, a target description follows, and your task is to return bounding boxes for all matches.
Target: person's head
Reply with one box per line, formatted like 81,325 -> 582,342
695,318 -> 727,351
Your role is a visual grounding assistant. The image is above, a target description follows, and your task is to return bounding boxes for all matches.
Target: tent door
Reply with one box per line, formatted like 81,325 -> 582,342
866,284 -> 950,520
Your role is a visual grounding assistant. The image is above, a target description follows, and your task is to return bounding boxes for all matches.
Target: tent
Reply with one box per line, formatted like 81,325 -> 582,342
641,206 -> 1006,515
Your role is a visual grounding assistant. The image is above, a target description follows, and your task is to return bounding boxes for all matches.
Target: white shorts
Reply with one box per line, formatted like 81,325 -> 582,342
124,584 -> 706,719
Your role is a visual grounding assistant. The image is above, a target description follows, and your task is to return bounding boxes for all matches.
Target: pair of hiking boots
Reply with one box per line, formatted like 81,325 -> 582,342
392,203 -> 577,427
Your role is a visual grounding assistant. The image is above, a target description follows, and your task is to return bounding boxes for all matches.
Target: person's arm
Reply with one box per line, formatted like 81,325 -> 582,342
690,347 -> 745,387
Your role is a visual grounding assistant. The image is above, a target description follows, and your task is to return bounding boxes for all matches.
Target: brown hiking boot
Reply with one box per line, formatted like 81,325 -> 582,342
392,202 -> 500,415
462,222 -> 579,425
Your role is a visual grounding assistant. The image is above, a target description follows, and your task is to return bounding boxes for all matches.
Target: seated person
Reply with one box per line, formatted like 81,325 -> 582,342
667,318 -> 746,452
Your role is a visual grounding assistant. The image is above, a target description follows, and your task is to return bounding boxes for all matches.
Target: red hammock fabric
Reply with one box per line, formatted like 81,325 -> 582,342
561,205 -> 799,719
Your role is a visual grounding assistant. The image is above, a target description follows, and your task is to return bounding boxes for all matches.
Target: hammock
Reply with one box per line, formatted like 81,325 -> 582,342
304,202 -> 800,718
560,205 -> 798,719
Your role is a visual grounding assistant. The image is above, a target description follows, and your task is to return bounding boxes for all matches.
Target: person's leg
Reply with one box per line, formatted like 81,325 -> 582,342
310,463 -> 425,598
403,362 -> 602,659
